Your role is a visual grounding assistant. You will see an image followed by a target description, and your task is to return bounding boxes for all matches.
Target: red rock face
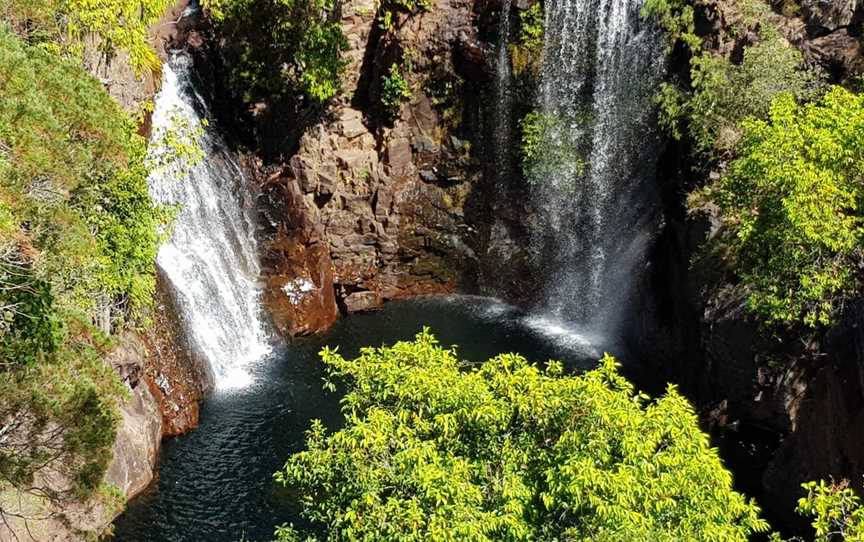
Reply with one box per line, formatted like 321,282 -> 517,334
252,0 -> 482,337
142,279 -> 210,437
262,226 -> 340,337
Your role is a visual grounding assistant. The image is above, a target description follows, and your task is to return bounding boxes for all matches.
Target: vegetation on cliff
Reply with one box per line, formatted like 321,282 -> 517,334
1,0 -> 172,74
0,1 -> 171,524
642,0 -> 864,328
708,87 -> 864,326
274,331 -> 769,541
203,0 -> 349,104
510,3 -> 544,77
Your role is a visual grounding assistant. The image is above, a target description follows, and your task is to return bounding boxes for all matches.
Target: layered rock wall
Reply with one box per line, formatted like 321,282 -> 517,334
257,0 -> 491,335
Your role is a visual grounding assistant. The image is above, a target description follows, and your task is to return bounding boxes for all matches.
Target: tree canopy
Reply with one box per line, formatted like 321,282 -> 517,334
710,87 -> 864,326
274,330 -> 769,541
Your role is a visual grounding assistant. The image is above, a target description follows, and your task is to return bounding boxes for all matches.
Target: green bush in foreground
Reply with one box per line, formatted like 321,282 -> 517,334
274,330 -> 768,541
709,86 -> 864,327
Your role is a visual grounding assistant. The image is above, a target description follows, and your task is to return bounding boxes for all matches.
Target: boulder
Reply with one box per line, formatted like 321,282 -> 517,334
343,290 -> 384,312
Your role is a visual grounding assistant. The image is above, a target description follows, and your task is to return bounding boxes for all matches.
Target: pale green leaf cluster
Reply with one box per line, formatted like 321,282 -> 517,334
509,3 -> 544,77
794,480 -> 864,541
274,330 -> 768,541
711,87 -> 864,326
520,110 -> 585,187
381,63 -> 412,119
2,0 -> 172,74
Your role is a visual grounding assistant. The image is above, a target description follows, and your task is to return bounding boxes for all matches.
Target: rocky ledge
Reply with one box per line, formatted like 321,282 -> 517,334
254,0 -> 491,336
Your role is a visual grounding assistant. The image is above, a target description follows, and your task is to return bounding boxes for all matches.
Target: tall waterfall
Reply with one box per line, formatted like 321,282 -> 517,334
493,3 -> 514,182
148,52 -> 270,388
528,0 -> 665,340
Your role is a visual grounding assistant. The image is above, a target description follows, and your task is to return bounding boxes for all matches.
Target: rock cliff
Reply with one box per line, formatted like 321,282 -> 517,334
642,0 -> 864,531
249,0 -> 495,335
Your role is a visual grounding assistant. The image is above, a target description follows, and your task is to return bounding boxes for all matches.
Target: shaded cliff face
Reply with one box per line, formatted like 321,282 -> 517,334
641,0 -> 864,532
241,0 -> 492,336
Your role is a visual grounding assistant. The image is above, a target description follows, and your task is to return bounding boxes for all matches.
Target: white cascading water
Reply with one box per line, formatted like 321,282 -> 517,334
148,52 -> 270,389
493,3 -> 514,179
528,0 -> 665,343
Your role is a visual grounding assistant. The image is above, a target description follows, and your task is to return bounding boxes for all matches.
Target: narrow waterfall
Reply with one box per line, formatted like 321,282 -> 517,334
493,3 -> 514,182
528,0 -> 665,340
148,52 -> 271,388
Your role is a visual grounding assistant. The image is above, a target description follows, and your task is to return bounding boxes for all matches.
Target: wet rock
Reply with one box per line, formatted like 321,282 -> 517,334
343,290 -> 384,312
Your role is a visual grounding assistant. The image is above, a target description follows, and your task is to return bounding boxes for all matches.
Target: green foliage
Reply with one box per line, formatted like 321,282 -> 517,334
640,0 -> 700,52
794,480 -> 864,541
203,0 -> 349,104
147,107 -> 207,176
0,24 -> 163,513
274,330 -> 769,541
709,87 -> 864,326
520,110 -> 584,185
659,31 -> 822,156
381,63 -> 412,119
509,3 -> 544,77
0,25 -> 169,324
1,0 -> 172,74
377,0 -> 433,31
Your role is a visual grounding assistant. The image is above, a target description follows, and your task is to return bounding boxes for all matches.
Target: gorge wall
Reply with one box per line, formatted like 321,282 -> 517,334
641,0 -> 864,531
213,0 -> 498,336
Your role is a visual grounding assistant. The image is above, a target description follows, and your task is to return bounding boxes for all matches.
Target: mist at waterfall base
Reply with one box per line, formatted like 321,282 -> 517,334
112,296 -> 617,542
521,0 -> 666,343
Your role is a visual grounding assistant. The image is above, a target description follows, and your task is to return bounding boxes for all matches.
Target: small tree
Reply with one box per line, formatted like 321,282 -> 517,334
274,330 -> 768,541
709,86 -> 864,327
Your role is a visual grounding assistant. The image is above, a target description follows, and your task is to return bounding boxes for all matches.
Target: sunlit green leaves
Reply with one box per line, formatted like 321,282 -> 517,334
274,330 -> 767,541
711,87 -> 864,326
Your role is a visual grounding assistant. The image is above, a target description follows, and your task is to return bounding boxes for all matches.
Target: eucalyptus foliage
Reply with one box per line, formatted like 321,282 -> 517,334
274,330 -> 768,541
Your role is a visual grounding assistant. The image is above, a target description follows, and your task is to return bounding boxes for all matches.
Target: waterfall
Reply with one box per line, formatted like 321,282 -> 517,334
528,0 -> 665,341
493,3 -> 514,182
148,52 -> 271,389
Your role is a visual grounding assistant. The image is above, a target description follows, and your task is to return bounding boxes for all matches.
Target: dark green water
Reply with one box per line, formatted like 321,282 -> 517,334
112,295 -> 618,542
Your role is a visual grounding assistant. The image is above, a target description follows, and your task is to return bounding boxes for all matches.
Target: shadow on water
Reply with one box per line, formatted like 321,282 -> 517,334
112,295 -> 628,541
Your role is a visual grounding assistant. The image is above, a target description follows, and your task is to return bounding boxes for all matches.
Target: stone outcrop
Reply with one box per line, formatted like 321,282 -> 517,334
0,334 -> 163,542
142,279 -> 210,436
257,0 -> 488,335
106,334 -> 164,501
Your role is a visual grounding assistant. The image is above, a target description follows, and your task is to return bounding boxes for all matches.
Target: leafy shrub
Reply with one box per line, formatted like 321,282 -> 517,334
641,0 -> 700,52
377,0 -> 433,31
659,30 -> 822,156
274,330 -> 769,541
510,3 -> 544,77
2,0 -> 172,73
203,0 -> 349,103
520,110 -> 585,185
709,87 -> 864,326
792,480 -> 864,541
381,63 -> 412,118
0,25 -> 168,322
